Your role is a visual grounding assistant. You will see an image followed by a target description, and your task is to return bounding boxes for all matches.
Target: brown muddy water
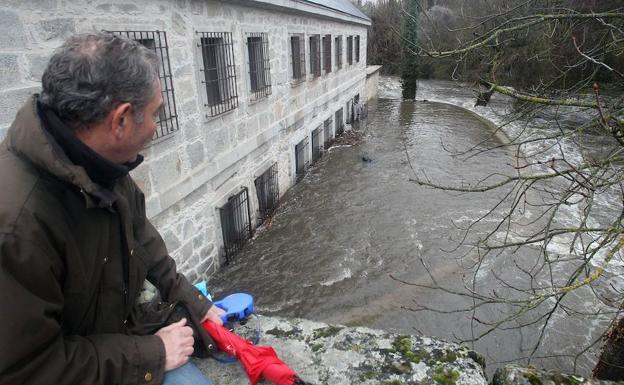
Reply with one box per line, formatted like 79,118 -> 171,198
210,79 -> 613,377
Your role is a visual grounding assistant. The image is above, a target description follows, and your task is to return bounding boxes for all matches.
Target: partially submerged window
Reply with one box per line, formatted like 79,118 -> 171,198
322,34 -> 331,74
247,33 -> 272,100
254,163 -> 279,226
198,32 -> 238,117
290,34 -> 306,81
295,137 -> 309,182
312,126 -> 322,163
336,107 -> 344,135
323,117 -> 333,149
347,36 -> 353,65
335,35 -> 343,69
110,30 -> 179,140
355,35 -> 360,63
309,35 -> 321,77
219,188 -> 252,264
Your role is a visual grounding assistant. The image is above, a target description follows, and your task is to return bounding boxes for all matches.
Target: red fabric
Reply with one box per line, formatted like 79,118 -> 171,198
202,321 -> 297,385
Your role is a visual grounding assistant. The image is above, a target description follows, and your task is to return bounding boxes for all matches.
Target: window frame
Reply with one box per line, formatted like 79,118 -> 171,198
197,31 -> 239,117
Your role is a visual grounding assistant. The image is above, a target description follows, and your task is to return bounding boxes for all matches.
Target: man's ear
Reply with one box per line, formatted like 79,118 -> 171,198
110,102 -> 132,140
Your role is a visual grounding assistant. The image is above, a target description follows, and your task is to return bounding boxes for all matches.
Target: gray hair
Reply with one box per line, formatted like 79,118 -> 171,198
40,32 -> 160,130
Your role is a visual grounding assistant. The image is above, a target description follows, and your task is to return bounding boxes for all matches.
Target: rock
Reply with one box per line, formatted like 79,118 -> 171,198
492,364 -> 620,385
194,316 -> 488,385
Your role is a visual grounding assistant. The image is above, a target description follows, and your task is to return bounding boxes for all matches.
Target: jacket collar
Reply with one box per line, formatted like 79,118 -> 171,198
5,95 -> 132,208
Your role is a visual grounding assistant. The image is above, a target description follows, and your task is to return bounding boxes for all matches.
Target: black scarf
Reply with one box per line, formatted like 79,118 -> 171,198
36,100 -> 143,189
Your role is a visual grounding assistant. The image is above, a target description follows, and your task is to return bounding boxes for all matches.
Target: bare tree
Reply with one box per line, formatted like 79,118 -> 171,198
395,0 -> 624,378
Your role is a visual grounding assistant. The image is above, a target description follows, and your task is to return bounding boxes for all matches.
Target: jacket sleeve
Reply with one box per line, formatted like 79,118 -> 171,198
0,232 -> 166,385
131,182 -> 212,321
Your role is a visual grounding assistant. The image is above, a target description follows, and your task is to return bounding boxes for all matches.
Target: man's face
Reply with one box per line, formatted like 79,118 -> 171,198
123,81 -> 163,162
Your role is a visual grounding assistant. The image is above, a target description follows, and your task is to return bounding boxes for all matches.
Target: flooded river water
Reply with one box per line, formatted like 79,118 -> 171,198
211,78 -> 620,377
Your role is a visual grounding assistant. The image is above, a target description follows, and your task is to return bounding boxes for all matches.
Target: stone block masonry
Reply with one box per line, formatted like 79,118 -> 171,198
1,0 -> 370,283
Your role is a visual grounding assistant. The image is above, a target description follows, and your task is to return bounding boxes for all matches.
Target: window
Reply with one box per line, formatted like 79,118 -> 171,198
295,137 -> 309,182
247,33 -> 271,99
290,34 -> 306,81
254,163 -> 279,226
309,34 -> 321,77
110,30 -> 179,139
322,34 -> 331,74
355,35 -> 360,63
323,117 -> 332,149
335,35 -> 343,69
312,126 -> 322,162
198,32 -> 238,117
347,36 -> 353,65
219,188 -> 252,264
335,108 -> 344,135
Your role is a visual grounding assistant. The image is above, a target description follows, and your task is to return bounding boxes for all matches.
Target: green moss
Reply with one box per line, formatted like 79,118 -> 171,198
266,327 -> 298,338
391,336 -> 429,363
382,380 -> 404,385
392,336 -> 413,353
360,371 -> 378,380
524,371 -> 543,385
313,325 -> 343,339
433,365 -> 460,385
441,351 -> 457,363
310,343 -> 324,352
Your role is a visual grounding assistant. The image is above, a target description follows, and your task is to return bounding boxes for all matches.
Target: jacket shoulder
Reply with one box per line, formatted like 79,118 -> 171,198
0,145 -> 43,231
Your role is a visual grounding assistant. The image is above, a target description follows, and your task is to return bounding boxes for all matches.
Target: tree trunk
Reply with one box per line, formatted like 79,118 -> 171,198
593,316 -> 624,380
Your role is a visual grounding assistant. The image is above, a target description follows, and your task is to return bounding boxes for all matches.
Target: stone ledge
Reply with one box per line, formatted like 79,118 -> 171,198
194,316 -> 487,385
492,365 -> 623,385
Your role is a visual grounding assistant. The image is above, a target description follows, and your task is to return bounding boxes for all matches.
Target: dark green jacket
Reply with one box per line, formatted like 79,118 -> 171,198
0,96 -> 213,385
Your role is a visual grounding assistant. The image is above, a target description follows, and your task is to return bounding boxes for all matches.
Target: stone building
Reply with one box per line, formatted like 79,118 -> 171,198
0,0 -> 371,282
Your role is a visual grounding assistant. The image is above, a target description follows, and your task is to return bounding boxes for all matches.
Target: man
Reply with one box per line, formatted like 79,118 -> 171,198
0,33 -> 224,385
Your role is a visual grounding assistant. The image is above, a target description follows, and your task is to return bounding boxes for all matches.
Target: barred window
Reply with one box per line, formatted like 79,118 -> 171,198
254,163 -> 279,225
335,108 -> 344,135
309,35 -> 321,77
290,34 -> 306,81
295,137 -> 309,182
110,30 -> 179,139
198,32 -> 238,117
355,35 -> 360,63
312,126 -> 322,162
335,35 -> 343,69
247,33 -> 271,100
323,117 -> 332,149
219,188 -> 252,264
322,34 -> 331,74
347,35 -> 353,65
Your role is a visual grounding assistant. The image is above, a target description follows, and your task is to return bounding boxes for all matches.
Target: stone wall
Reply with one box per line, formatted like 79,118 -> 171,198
0,0 -> 369,283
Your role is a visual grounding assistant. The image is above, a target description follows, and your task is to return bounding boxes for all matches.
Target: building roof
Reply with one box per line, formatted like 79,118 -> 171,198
302,0 -> 370,21
238,0 -> 371,25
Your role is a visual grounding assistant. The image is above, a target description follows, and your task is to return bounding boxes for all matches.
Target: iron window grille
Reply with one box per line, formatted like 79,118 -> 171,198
323,117 -> 333,149
322,34 -> 331,74
336,107 -> 344,135
335,36 -> 343,69
197,32 -> 238,117
290,34 -> 306,81
295,137 -> 309,182
247,32 -> 272,100
309,35 -> 321,77
254,163 -> 279,226
312,126 -> 322,163
347,99 -> 354,124
355,35 -> 360,63
219,187 -> 253,264
353,94 -> 360,122
110,30 -> 179,140
347,36 -> 353,65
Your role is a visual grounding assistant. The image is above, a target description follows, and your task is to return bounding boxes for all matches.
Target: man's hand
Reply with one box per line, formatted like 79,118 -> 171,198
155,318 -> 194,371
201,304 -> 226,325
